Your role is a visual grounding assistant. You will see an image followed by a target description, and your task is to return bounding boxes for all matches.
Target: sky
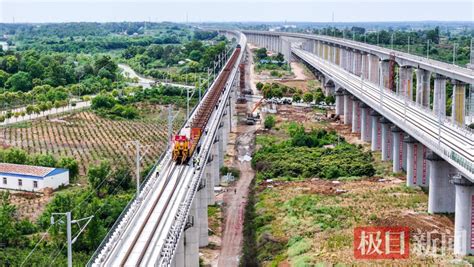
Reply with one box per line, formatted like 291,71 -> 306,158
0,0 -> 473,23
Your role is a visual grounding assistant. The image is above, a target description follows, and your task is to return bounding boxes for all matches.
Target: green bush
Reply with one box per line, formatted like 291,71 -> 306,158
252,125 -> 374,180
264,115 -> 276,129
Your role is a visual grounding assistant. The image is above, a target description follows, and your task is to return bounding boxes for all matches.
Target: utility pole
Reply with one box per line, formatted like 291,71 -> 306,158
50,212 -> 93,267
453,43 -> 457,65
207,67 -> 211,90
391,33 -> 394,50
126,141 -> 150,196
186,86 -> 190,120
470,38 -> 473,66
377,31 -> 379,46
198,76 -> 202,103
427,40 -> 430,59
408,35 -> 410,54
168,105 -> 173,144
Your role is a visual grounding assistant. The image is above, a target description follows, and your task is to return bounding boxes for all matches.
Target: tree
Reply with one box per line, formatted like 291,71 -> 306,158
303,92 -> 313,103
88,161 -> 111,196
6,71 -> 32,92
0,191 -> 19,246
256,82 -> 264,91
4,55 -> 19,73
145,44 -> 164,59
91,94 -> 117,109
264,115 -> 276,129
29,154 -> 57,167
274,53 -> 285,62
0,70 -> 10,87
1,148 -> 28,164
109,163 -> 133,193
314,91 -> 325,104
255,48 -> 268,60
57,157 -> 79,181
292,94 -> 301,102
94,55 -> 117,80
325,95 -> 335,105
189,50 -> 201,62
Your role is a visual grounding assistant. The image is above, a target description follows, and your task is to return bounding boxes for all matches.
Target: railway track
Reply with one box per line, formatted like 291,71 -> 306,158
90,32 -> 246,267
117,164 -> 186,266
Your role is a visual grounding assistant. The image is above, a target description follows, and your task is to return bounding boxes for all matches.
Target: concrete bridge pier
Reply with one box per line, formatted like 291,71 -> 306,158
433,74 -> 447,118
427,152 -> 456,214
404,136 -> 418,187
335,91 -> 344,116
360,104 -> 372,142
415,144 -> 430,187
379,60 -> 390,90
184,199 -> 199,267
380,117 -> 392,161
370,111 -> 381,151
218,123 -> 224,170
222,110 -> 229,154
197,180 -> 209,247
361,52 -> 368,80
351,98 -> 361,133
206,153 -> 215,205
399,67 -> 414,100
230,82 -> 238,131
343,91 -> 353,125
391,126 -> 404,172
451,80 -> 466,125
453,175 -> 474,256
415,69 -> 432,107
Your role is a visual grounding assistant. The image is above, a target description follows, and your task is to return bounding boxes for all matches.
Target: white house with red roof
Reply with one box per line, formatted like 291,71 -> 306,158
0,163 -> 69,192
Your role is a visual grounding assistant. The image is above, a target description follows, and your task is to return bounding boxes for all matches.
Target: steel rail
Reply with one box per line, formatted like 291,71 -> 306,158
118,164 -> 179,266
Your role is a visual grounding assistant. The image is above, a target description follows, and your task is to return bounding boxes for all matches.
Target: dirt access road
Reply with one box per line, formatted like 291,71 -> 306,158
217,44 -> 258,267
217,122 -> 256,267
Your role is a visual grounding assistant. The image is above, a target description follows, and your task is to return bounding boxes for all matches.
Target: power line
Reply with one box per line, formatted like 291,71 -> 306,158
20,224 -> 55,266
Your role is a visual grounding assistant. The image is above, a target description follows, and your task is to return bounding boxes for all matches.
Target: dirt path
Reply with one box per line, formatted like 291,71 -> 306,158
247,46 -> 258,93
290,61 -> 308,80
217,122 -> 256,267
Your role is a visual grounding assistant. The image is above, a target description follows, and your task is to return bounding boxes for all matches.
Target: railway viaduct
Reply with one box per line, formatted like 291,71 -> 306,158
88,31 -> 246,267
244,30 -> 474,255
88,29 -> 474,267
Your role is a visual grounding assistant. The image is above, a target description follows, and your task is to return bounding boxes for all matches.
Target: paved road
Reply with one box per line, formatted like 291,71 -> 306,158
0,100 -> 91,126
118,63 -> 195,89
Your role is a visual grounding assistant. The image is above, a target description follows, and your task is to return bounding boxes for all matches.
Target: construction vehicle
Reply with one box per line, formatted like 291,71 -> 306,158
246,98 -> 264,125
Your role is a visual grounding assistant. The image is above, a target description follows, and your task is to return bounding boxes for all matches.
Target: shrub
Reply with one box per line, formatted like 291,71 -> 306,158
264,115 -> 276,129
252,125 -> 375,180
303,92 -> 313,103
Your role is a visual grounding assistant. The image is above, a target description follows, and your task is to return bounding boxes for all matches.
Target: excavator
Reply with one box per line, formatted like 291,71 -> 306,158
246,98 -> 264,125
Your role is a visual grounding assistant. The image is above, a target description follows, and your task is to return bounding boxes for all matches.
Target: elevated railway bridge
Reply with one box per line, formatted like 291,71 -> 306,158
244,30 -> 474,256
89,29 -> 474,267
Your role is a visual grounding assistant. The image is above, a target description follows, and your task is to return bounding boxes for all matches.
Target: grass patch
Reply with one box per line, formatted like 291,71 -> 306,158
324,232 -> 352,251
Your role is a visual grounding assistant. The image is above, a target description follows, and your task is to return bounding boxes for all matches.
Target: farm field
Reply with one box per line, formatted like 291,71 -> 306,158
0,105 -> 184,177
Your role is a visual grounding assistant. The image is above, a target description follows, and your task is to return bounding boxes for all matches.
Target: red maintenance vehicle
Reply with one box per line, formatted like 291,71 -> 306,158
172,44 -> 242,164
